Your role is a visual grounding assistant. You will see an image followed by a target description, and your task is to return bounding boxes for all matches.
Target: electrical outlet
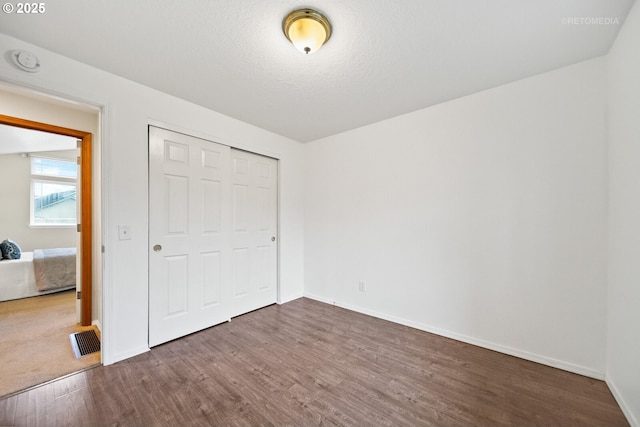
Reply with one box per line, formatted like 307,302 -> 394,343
358,280 -> 366,292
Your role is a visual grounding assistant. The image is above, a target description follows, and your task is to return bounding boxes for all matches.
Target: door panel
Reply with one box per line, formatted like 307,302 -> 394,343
233,184 -> 249,231
257,245 -> 272,290
149,127 -> 232,347
229,149 -> 278,317
202,251 -> 222,306
166,255 -> 188,316
149,128 -> 278,346
202,180 -> 221,232
233,248 -> 250,297
165,175 -> 188,233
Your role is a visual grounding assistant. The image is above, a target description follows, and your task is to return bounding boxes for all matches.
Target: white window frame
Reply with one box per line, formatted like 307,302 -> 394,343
29,156 -> 77,228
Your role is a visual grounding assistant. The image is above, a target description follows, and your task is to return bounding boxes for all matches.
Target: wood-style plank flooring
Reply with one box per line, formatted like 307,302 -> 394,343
0,298 -> 629,426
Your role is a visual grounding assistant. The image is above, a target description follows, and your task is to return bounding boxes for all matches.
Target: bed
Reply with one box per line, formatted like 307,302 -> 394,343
0,248 -> 76,302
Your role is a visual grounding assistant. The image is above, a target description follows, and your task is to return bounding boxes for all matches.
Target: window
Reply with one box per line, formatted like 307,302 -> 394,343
30,156 -> 77,226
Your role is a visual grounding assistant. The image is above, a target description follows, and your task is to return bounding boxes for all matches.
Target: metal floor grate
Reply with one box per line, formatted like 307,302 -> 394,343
69,330 -> 101,358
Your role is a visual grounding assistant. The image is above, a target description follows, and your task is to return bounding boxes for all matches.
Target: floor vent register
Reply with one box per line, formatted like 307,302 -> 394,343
69,330 -> 101,358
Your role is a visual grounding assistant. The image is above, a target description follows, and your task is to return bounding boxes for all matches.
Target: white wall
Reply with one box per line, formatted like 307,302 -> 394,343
304,58 -> 608,378
0,150 -> 76,252
0,33 -> 305,365
607,1 -> 640,425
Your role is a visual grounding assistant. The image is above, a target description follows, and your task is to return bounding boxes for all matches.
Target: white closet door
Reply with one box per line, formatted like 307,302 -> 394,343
149,127 -> 232,347
229,149 -> 278,318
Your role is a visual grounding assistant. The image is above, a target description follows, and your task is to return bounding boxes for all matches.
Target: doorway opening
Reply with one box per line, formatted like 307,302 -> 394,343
0,113 -> 98,398
0,114 -> 93,324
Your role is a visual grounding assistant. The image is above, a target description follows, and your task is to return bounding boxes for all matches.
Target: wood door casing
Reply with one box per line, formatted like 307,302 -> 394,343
0,114 -> 93,326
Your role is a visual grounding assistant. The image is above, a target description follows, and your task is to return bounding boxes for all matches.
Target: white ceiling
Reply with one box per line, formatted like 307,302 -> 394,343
0,124 -> 78,155
0,0 -> 635,142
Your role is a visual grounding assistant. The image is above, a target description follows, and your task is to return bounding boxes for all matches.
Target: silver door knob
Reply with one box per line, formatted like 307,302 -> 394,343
271,236 -> 276,242
153,244 -> 162,252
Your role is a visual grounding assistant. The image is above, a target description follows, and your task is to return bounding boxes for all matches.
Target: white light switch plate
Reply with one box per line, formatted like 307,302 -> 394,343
118,226 -> 132,240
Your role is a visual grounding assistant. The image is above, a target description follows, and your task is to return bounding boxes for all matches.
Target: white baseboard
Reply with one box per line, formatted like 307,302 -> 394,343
607,377 -> 639,427
104,346 -> 149,366
303,293 -> 605,380
92,319 -> 102,333
278,292 -> 303,305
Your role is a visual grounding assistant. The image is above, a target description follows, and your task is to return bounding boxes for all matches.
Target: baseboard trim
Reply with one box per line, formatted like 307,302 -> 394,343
106,346 -> 149,366
607,376 -> 639,427
278,293 -> 303,305
303,293 -> 604,380
92,319 -> 102,333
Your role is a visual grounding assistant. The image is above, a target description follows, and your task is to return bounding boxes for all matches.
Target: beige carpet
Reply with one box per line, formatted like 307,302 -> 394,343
0,290 -> 101,398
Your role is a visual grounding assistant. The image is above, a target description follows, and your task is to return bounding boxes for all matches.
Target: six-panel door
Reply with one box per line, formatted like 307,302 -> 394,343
229,149 -> 278,318
148,127 -> 278,347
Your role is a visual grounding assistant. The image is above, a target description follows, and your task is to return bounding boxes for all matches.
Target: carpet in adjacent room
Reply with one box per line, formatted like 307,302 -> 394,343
0,290 -> 100,398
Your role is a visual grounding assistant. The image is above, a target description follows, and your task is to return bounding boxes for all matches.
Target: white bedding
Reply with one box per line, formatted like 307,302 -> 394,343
0,252 -> 75,302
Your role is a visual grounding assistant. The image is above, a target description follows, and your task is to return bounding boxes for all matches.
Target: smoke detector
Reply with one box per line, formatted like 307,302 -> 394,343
10,50 -> 41,72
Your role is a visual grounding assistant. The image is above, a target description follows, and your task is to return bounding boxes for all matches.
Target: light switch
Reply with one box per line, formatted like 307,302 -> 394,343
118,225 -> 132,240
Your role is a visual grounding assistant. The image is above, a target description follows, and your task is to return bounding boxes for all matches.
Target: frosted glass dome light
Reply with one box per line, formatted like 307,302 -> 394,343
283,9 -> 332,55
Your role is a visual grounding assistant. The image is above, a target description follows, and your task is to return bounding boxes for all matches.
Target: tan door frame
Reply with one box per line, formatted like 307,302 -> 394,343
0,114 -> 93,326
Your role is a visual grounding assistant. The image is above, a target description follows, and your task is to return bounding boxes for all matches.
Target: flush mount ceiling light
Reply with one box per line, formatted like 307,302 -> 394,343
282,8 -> 332,55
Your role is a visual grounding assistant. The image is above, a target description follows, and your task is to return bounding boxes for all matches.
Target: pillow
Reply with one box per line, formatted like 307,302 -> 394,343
0,239 -> 21,260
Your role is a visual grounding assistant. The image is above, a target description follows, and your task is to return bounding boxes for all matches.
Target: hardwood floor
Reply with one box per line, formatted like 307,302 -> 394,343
0,298 -> 629,426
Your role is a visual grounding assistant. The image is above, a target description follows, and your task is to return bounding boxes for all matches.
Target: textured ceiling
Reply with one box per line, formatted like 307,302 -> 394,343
0,0 -> 635,142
